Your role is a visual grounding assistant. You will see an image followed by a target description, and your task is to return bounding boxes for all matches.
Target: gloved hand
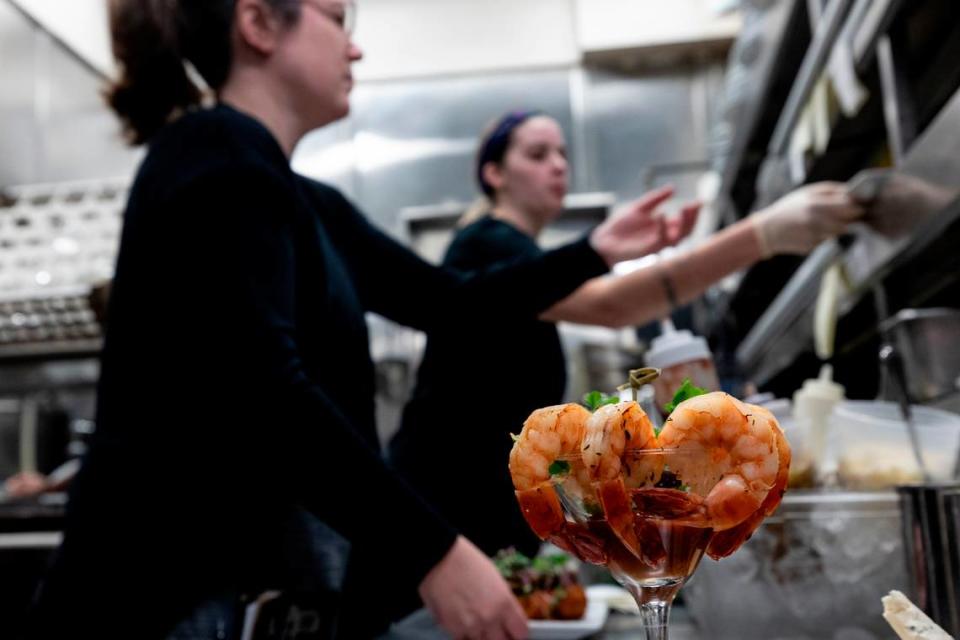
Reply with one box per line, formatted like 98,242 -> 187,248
849,169 -> 958,238
751,182 -> 864,257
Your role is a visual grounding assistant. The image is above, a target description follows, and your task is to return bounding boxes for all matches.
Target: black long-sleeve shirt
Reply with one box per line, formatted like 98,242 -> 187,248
29,104 -> 607,639
390,217 -> 568,557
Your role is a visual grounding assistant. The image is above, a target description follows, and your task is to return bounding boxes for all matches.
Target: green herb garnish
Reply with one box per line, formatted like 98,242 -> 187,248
546,553 -> 569,567
548,460 -> 571,476
663,378 -> 709,414
532,553 -> 571,575
493,548 -> 531,577
532,556 -> 552,572
582,390 -> 620,411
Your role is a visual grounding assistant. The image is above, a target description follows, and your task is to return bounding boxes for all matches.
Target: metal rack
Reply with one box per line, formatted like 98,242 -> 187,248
0,178 -> 126,360
713,0 -> 808,222
738,80 -> 960,378
710,0 -> 960,391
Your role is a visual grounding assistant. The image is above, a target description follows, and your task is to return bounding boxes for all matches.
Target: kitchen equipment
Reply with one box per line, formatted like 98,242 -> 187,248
828,401 -> 960,489
880,308 -> 960,405
644,319 -> 719,415
0,290 -> 103,359
897,483 -> 960,637
582,342 -> 641,401
880,343 -> 931,483
684,490 -> 908,640
0,399 -> 21,481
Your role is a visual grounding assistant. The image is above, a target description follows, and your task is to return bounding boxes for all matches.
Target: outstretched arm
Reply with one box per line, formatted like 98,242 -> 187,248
542,182 -> 863,327
299,178 -> 697,333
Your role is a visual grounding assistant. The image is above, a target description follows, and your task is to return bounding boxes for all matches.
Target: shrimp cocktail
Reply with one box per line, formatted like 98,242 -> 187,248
509,379 -> 790,639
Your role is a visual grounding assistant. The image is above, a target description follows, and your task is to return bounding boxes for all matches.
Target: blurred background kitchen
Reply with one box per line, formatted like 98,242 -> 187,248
2,0 -> 960,638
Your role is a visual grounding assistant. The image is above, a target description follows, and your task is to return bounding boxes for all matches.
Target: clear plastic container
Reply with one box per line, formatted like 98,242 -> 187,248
748,398 -> 817,488
685,491 -> 907,639
646,320 -> 719,414
779,414 -> 818,489
828,400 -> 960,489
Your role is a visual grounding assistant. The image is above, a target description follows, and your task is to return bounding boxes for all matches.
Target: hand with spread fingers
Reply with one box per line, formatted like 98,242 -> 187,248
591,185 -> 701,267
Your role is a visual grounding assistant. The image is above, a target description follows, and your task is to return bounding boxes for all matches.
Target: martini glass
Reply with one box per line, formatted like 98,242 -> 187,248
552,449 -> 714,640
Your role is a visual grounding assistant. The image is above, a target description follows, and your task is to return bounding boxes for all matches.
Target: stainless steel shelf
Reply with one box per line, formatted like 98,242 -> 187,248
768,0 -> 856,156
735,239 -> 843,375
737,81 -> 960,385
851,0 -> 903,70
715,0 -> 806,220
0,338 -> 102,361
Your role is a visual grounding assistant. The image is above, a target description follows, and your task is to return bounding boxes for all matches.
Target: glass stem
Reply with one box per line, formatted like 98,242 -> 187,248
638,600 -> 671,640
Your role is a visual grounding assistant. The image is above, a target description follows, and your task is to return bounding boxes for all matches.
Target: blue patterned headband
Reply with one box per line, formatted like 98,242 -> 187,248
476,110 -> 541,197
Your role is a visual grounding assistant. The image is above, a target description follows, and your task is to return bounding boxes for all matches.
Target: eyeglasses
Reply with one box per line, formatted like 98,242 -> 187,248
301,0 -> 357,36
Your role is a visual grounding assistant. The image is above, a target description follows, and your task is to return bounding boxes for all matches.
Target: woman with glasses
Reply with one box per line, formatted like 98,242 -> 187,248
24,2 -> 693,639
389,110 -> 864,559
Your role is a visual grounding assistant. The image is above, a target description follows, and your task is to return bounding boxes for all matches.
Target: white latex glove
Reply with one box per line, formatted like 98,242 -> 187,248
419,536 -> 529,640
590,185 -> 700,267
751,182 -> 864,257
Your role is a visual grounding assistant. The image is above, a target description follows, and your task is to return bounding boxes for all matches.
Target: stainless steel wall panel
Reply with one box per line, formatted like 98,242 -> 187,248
0,0 -> 40,187
0,4 -> 139,188
304,65 -> 724,235
344,70 -> 575,233
582,66 -> 717,203
293,117 -> 359,199
33,30 -> 140,183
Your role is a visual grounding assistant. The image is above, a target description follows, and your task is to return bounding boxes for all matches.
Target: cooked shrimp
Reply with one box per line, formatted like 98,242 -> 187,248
706,404 -> 790,558
581,401 -> 659,485
582,401 -> 665,566
509,403 -> 605,563
510,404 -> 590,493
656,392 -> 781,532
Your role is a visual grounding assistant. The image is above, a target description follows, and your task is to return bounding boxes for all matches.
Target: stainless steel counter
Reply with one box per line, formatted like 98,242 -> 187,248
0,492 -> 65,535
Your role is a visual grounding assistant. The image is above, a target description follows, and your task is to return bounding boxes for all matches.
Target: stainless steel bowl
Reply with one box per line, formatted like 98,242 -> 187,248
881,308 -> 960,404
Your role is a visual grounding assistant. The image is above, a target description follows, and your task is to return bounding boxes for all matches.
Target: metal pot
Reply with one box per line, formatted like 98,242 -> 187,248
880,308 -> 960,404
897,483 -> 960,637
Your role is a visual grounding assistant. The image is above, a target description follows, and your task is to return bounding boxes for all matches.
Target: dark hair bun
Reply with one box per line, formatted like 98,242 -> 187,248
105,0 -> 203,144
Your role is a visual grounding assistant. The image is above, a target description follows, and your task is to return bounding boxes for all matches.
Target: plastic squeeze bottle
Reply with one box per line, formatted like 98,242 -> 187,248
792,364 -> 845,469
646,319 -> 720,414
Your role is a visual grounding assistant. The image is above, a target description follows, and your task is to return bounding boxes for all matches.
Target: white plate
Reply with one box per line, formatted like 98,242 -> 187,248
582,584 -> 639,614
528,597 -> 609,640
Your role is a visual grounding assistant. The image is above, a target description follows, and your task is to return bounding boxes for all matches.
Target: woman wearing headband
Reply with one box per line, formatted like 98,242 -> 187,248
24,3 -> 699,639
389,110 -> 863,557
